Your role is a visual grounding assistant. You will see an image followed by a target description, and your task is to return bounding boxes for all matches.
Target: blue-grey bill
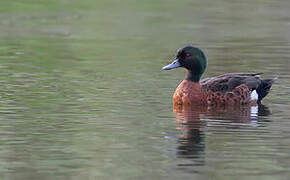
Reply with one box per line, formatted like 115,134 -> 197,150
162,59 -> 181,70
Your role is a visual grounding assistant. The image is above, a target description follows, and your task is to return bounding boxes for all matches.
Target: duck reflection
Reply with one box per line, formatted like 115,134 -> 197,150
173,104 -> 271,167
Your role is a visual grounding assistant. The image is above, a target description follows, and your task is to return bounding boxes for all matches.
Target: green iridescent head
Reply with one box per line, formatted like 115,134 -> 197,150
163,46 -> 207,82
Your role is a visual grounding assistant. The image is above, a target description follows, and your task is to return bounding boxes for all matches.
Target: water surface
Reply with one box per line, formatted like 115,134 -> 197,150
0,0 -> 290,180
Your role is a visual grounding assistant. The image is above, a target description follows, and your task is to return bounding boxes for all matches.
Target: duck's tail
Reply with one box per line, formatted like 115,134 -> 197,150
256,77 -> 277,104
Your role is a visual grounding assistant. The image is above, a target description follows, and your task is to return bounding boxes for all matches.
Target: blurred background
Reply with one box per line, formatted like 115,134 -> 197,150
0,0 -> 290,180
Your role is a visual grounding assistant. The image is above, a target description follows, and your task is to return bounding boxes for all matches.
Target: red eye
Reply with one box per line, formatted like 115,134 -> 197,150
186,53 -> 190,57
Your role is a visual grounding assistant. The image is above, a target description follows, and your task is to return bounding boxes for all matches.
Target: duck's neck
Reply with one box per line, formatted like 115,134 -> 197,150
185,70 -> 202,82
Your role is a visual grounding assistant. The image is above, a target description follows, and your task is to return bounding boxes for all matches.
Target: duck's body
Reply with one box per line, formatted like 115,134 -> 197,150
163,46 -> 276,107
173,74 -> 274,106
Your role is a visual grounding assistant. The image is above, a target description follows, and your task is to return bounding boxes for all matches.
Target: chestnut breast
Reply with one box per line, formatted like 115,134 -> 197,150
173,80 -> 206,106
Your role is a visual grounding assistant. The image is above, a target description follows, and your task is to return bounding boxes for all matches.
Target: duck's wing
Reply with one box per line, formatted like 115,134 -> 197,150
200,73 -> 262,93
201,73 -> 276,104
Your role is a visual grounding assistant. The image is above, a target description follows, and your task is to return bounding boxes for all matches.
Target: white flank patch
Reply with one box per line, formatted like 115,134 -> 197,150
250,90 -> 258,100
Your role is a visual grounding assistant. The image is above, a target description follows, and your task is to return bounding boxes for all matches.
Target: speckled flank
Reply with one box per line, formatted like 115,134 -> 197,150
205,84 -> 252,106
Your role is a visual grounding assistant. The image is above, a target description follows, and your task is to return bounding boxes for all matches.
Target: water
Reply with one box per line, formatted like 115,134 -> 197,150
0,0 -> 290,179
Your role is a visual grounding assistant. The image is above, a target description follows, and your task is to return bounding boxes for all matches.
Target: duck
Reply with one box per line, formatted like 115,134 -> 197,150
163,45 -> 276,107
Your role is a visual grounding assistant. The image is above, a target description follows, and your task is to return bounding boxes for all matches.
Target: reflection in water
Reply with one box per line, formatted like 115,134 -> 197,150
176,109 -> 205,168
257,104 -> 271,117
173,104 -> 271,170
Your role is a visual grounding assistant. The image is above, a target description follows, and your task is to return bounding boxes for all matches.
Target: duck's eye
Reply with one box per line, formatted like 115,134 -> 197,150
186,53 -> 190,57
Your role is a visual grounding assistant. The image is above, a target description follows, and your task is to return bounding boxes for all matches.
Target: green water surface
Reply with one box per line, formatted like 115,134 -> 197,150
0,0 -> 290,180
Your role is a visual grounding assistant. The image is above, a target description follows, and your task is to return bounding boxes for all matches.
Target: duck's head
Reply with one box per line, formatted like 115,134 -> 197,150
163,46 -> 207,82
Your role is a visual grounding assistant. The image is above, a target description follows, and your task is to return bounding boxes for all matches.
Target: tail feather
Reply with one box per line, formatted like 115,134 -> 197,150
256,78 -> 277,104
